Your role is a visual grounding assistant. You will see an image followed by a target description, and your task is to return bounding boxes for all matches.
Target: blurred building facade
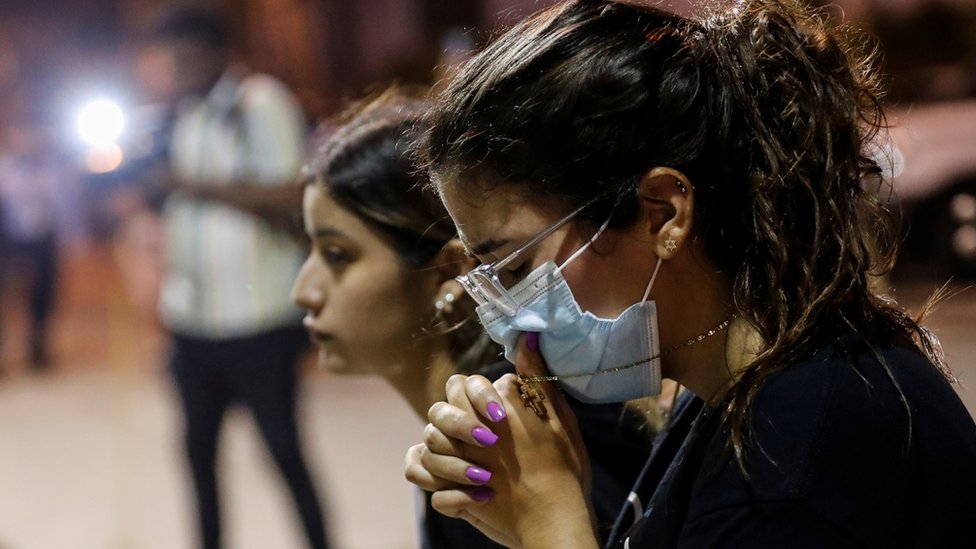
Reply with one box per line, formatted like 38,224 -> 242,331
0,0 -> 974,278
3,0 -> 970,122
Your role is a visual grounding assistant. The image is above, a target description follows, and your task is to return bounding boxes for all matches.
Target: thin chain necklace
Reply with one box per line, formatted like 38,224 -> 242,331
517,312 -> 737,384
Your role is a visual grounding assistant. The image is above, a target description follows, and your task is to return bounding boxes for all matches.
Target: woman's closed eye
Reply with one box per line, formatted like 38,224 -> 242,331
499,261 -> 531,288
319,243 -> 354,268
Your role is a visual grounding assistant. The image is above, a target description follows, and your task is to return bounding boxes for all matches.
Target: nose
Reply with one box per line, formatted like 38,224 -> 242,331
291,256 -> 326,314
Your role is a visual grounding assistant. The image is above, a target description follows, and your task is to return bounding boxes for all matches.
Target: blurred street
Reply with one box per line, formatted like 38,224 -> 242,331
0,245 -> 424,549
0,245 -> 974,549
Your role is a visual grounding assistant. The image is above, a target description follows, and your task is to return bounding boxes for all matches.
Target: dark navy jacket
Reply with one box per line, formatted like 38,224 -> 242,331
608,342 -> 976,548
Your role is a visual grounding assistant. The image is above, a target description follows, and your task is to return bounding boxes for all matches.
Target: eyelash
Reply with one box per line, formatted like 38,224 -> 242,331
500,262 -> 530,286
320,245 -> 351,267
510,262 -> 530,279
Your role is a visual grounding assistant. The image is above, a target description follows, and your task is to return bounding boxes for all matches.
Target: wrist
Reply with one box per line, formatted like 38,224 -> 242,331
515,483 -> 597,549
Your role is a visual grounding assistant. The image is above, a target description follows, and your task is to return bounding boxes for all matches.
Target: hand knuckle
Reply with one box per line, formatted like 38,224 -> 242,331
427,402 -> 446,423
470,378 -> 495,400
423,424 -> 440,447
464,375 -> 484,391
405,443 -> 422,462
499,373 -> 518,384
497,375 -> 520,399
446,374 -> 468,391
404,463 -> 421,484
431,494 -> 461,518
447,411 -> 466,432
418,450 -> 430,469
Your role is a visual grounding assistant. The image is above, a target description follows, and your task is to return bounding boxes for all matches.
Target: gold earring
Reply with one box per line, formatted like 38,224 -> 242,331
665,234 -> 677,252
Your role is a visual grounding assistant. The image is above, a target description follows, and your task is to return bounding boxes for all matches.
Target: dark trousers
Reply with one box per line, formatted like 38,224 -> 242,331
169,327 -> 329,549
0,233 -> 58,367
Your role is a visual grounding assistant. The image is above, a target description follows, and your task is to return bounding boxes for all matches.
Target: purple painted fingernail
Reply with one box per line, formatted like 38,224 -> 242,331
471,426 -> 499,447
470,488 -> 494,502
525,331 -> 539,352
466,466 -> 492,484
486,401 -> 507,423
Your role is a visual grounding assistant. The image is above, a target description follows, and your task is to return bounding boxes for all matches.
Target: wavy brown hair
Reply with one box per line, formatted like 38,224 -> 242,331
418,0 -> 952,469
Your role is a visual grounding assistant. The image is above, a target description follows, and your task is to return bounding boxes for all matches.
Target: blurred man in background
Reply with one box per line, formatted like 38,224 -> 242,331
0,115 -> 86,372
153,8 -> 328,549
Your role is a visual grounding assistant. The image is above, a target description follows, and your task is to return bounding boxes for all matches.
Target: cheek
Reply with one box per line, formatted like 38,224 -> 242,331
560,253 -> 637,319
324,268 -> 432,372
559,259 -> 606,314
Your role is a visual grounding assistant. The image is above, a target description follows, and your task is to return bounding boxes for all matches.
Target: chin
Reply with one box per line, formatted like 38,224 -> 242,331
316,347 -> 344,372
317,347 -> 364,375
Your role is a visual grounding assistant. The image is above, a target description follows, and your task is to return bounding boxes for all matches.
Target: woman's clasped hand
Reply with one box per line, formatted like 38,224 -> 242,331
407,334 -> 599,549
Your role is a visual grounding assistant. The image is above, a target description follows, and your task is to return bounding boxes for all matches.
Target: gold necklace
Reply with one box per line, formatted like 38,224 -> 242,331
516,312 -> 737,417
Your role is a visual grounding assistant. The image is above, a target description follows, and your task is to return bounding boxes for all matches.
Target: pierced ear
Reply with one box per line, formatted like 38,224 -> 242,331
429,239 -> 470,317
637,166 -> 694,259
433,238 -> 474,282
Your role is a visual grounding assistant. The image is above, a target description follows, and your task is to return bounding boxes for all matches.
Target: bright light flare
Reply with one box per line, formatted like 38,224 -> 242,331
84,144 -> 124,174
76,99 -> 125,146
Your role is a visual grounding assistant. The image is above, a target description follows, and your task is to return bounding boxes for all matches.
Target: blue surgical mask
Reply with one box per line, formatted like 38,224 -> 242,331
475,235 -> 663,404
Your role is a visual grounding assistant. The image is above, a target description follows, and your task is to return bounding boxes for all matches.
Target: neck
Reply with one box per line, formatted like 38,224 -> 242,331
665,315 -> 760,406
383,341 -> 456,420
656,254 -> 759,405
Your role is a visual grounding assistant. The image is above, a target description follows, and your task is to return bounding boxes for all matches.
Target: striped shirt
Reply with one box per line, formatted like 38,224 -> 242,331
160,69 -> 306,338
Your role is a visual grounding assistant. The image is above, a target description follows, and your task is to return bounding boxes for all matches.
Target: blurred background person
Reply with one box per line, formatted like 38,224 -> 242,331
0,109 -> 88,372
152,7 -> 329,549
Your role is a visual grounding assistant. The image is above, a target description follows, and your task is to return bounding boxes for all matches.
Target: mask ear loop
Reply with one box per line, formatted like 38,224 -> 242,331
554,217 -> 613,275
642,257 -> 663,303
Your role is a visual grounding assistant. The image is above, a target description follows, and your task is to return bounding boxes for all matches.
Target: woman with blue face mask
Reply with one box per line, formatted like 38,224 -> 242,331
404,1 -> 976,548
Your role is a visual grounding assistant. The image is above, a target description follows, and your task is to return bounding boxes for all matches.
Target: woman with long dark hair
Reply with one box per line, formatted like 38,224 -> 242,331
403,1 -> 976,547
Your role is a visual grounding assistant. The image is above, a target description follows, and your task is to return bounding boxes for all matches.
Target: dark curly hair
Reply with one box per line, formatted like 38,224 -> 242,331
418,0 -> 951,468
301,88 -> 497,373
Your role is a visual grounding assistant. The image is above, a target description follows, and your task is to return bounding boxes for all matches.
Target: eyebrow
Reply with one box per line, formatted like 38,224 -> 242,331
471,238 -> 511,259
311,227 -> 347,239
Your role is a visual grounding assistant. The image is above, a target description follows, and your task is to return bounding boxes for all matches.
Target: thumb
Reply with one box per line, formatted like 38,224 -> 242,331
515,333 -> 575,424
514,333 -> 590,487
515,331 -> 549,378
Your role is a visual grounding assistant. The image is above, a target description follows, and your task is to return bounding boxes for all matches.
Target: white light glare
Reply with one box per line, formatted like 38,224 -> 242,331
76,99 -> 125,146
